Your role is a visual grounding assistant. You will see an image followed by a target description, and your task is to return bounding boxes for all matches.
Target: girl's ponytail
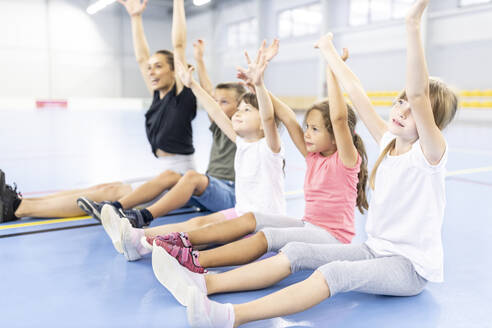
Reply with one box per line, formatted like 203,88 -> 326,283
369,138 -> 396,190
353,133 -> 369,213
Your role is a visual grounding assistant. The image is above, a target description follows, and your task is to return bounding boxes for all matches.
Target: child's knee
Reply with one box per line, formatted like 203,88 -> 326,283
100,183 -> 130,200
156,169 -> 181,183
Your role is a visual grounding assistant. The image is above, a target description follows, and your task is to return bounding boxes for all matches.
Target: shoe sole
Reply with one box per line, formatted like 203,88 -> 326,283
100,205 -> 123,254
77,197 -> 101,221
120,219 -> 141,262
152,242 -> 191,306
186,286 -> 213,328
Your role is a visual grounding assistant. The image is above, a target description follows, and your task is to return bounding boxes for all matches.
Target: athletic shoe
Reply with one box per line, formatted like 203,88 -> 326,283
120,218 -> 149,261
0,181 -> 22,223
154,239 -> 206,274
145,232 -> 192,250
0,169 -> 5,193
152,240 -> 207,306
100,204 -> 124,253
118,209 -> 147,229
77,197 -> 114,221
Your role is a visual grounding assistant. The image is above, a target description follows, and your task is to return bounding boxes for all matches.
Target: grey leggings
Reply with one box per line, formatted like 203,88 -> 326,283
281,242 -> 427,297
253,212 -> 341,252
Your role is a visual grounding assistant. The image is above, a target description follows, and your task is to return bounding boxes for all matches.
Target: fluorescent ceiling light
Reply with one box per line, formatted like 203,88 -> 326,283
193,0 -> 211,6
87,0 -> 117,15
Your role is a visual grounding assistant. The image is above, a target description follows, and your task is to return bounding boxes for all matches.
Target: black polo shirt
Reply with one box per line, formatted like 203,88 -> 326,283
145,85 -> 197,156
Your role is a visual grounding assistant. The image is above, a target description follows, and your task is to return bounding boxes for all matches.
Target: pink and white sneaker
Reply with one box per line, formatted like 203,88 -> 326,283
145,232 -> 192,250
154,239 -> 206,274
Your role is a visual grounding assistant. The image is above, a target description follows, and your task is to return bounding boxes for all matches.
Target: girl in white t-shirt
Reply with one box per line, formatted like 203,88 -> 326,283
105,42 -> 287,262
175,1 -> 459,327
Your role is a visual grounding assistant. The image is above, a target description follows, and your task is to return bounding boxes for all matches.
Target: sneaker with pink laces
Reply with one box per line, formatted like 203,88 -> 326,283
145,232 -> 192,249
154,239 -> 206,274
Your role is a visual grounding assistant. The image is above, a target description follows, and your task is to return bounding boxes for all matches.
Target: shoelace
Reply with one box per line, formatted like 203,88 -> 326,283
6,183 -> 22,198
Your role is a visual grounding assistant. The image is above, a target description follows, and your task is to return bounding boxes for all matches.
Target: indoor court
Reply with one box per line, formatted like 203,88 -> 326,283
1,0 -> 491,327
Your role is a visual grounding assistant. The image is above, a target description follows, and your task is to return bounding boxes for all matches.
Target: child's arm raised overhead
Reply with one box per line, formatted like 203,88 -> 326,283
405,0 -> 445,164
238,42 -> 282,153
237,40 -> 306,156
172,0 -> 189,95
316,33 -> 387,144
175,59 -> 237,143
322,47 -> 359,168
193,39 -> 214,95
118,0 -> 152,94
269,92 -> 307,157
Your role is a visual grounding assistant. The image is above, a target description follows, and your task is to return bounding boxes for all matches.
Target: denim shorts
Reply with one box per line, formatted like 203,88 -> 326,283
187,175 -> 236,212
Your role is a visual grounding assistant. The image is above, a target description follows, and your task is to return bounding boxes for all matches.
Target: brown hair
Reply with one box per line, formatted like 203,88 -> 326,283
215,82 -> 247,101
305,101 -> 369,213
237,92 -> 282,127
155,50 -> 174,71
369,78 -> 459,190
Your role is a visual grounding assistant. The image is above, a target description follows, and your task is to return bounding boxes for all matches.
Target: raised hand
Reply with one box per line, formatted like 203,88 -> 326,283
314,32 -> 334,51
263,38 -> 279,62
315,33 -> 349,62
406,0 -> 430,24
193,39 -> 205,61
118,0 -> 148,17
175,59 -> 195,88
236,40 -> 269,86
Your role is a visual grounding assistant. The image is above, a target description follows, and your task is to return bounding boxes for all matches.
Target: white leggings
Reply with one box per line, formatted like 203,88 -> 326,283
253,212 -> 341,252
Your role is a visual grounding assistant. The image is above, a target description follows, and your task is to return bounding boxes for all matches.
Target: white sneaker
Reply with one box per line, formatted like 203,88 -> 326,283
100,204 -> 123,254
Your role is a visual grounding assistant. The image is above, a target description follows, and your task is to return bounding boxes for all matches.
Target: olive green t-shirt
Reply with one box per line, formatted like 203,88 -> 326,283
206,122 -> 236,181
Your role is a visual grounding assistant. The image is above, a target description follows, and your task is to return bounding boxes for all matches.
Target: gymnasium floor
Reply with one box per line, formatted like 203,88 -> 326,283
1,108 -> 491,327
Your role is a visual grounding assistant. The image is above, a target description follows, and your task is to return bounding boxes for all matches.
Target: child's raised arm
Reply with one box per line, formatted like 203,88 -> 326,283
193,39 -> 214,95
238,42 -> 282,153
269,93 -> 307,157
237,39 -> 302,155
316,33 -> 387,144
175,59 -> 237,143
405,0 -> 446,164
324,48 -> 359,168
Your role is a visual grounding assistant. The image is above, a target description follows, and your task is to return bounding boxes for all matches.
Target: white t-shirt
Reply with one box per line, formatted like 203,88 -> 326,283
234,137 -> 286,216
365,132 -> 448,282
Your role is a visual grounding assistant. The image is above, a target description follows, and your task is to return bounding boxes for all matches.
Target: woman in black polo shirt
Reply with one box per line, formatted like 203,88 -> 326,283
121,0 -> 197,173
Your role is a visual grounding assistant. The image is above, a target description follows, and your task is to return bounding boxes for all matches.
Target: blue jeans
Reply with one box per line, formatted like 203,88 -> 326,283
187,175 -> 235,212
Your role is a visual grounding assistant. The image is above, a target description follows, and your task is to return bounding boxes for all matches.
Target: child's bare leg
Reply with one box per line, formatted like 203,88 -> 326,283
15,183 -> 131,218
205,252 -> 292,295
144,211 -> 228,237
144,171 -> 209,217
118,170 -> 183,209
185,212 -> 257,245
198,231 -> 268,267
233,270 -> 330,327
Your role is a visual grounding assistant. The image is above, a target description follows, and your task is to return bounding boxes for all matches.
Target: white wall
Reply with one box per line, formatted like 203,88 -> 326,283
1,0 -> 492,100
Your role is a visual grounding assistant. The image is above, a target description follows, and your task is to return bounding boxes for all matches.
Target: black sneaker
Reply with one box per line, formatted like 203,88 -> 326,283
119,208 -> 147,228
0,169 -> 5,193
77,197 -> 115,222
0,182 -> 22,223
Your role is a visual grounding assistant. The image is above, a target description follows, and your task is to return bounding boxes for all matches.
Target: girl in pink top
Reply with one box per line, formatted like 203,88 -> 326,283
148,41 -> 369,307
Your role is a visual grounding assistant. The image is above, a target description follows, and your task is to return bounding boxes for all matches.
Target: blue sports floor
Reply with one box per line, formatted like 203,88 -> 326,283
1,108 -> 491,327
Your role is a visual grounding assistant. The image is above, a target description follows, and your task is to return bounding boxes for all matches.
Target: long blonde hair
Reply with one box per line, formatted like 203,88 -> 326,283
305,101 -> 369,213
369,78 -> 459,190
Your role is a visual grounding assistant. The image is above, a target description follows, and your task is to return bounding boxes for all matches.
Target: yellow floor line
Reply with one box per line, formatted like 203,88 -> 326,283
0,216 -> 91,230
447,166 -> 492,177
2,166 -> 491,232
